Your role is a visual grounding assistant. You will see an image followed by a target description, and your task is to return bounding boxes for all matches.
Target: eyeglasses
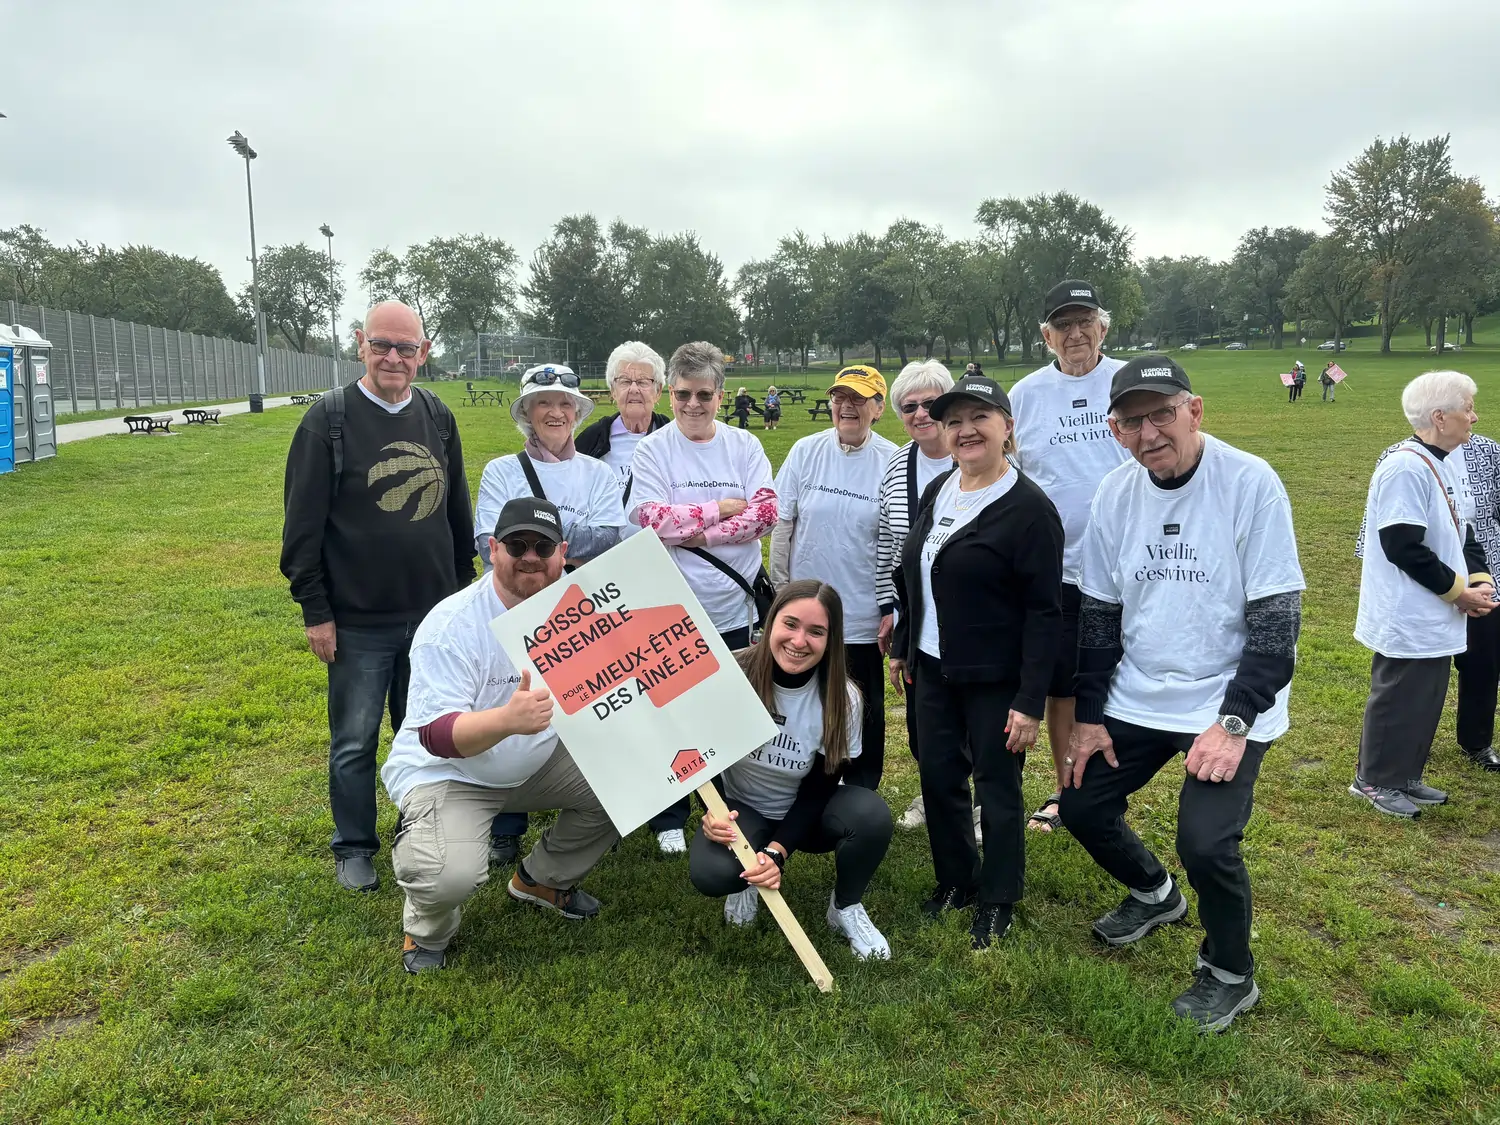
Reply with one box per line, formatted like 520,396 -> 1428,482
829,390 -> 871,406
1113,401 -> 1186,433
501,535 -> 558,559
526,368 -> 581,388
367,338 -> 421,359
614,378 -> 655,390
673,389 -> 718,403
1048,314 -> 1099,335
899,397 -> 939,416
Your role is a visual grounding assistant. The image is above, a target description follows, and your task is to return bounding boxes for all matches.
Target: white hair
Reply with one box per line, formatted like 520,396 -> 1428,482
889,361 -> 955,408
1038,307 -> 1113,358
514,391 -> 581,441
1402,370 -> 1477,431
605,341 -> 666,390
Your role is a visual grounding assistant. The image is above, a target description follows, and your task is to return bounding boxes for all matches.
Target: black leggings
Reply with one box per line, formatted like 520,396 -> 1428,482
688,785 -> 894,908
842,642 -> 887,789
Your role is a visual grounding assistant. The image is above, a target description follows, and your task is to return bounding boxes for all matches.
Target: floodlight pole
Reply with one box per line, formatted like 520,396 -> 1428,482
228,130 -> 267,412
319,223 -> 339,386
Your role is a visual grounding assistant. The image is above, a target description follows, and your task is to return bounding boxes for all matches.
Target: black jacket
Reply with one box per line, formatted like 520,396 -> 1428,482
891,468 -> 1064,716
574,411 -> 671,460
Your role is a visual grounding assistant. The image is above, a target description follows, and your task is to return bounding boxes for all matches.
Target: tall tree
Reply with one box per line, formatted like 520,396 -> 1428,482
632,232 -> 738,357
1404,179 -> 1499,353
1226,226 -> 1316,349
1285,236 -> 1372,349
523,214 -> 636,362
1326,134 -> 1457,352
248,242 -> 345,353
361,233 -> 518,353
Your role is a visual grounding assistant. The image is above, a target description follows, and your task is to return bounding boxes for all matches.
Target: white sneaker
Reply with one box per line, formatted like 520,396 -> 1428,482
974,804 -> 983,846
656,828 -> 687,855
826,893 -> 892,960
897,795 -> 926,829
724,886 -> 759,926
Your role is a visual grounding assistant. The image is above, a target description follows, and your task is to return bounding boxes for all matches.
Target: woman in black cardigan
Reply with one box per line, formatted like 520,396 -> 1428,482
890,374 -> 1064,948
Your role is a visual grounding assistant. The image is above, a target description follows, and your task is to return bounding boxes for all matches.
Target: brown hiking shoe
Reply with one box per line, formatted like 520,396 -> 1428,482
507,863 -> 602,920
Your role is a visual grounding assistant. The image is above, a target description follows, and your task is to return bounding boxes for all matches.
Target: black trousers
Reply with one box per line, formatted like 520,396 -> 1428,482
843,642 -> 888,790
1358,653 -> 1450,787
912,651 -> 1025,905
1058,718 -> 1269,977
688,785 -> 893,908
1455,608 -> 1500,753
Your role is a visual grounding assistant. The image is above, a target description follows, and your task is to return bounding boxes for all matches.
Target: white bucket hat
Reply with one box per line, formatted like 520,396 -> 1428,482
509,363 -> 594,426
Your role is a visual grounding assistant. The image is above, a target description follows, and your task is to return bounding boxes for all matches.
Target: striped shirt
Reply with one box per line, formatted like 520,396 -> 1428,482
876,441 -> 955,615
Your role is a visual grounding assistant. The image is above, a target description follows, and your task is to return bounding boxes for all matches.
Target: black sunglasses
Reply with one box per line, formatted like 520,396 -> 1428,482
673,388 -> 718,403
527,368 -> 581,388
367,338 -> 421,359
899,397 -> 939,415
501,536 -> 558,559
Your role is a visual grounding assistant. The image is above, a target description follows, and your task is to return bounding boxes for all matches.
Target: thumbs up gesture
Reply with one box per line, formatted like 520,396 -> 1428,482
505,669 -> 555,735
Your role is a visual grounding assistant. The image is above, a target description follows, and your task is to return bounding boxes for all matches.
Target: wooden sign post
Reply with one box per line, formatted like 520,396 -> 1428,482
697,782 -> 834,993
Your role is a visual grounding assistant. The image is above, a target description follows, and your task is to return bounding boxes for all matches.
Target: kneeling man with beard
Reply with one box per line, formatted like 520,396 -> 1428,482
382,497 -> 619,973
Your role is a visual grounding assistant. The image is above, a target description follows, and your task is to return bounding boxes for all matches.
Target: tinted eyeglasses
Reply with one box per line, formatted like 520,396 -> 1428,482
367,338 -> 421,359
899,397 -> 939,415
501,535 -> 558,559
526,368 -> 581,388
673,388 -> 717,403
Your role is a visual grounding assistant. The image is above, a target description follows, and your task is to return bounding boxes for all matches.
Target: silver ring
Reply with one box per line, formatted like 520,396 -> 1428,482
1211,770 -> 1225,778
1064,757 -> 1075,766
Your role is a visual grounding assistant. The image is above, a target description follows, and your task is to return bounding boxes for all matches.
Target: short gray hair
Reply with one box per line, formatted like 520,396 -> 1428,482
1038,307 -> 1113,358
667,341 -> 725,391
1402,370 -> 1477,430
889,361 -> 954,409
606,341 -> 666,390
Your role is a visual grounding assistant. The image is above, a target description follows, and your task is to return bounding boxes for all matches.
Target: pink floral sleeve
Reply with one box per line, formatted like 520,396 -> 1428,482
635,501 -> 722,545
704,488 -> 778,547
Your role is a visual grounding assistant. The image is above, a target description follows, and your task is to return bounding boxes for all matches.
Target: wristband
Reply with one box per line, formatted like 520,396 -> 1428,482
762,848 -> 787,870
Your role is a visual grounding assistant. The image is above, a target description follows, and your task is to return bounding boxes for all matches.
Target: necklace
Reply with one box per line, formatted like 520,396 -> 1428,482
953,470 -> 1006,512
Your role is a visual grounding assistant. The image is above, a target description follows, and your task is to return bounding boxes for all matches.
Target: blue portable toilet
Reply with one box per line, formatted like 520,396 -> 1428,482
0,326 -> 14,476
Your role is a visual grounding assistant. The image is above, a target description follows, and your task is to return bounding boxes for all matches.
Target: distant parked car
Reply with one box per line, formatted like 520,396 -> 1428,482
1139,341 -> 1157,350
504,361 -> 525,373
1225,342 -> 1248,351
1429,343 -> 1463,353
1316,340 -> 1348,351
1180,343 -> 1198,351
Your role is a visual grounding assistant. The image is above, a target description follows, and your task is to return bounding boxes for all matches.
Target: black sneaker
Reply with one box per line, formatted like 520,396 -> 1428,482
1171,966 -> 1260,1032
969,903 -> 1013,950
401,935 -> 446,974
508,863 -> 602,920
1401,780 -> 1448,807
921,884 -> 974,920
1092,886 -> 1187,946
488,833 -> 522,867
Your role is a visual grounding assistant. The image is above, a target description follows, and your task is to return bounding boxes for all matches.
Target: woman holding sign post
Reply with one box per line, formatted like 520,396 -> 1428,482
690,580 -> 896,960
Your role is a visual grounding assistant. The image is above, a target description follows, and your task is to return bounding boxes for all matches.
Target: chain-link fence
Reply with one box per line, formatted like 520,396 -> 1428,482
5,300 -> 365,415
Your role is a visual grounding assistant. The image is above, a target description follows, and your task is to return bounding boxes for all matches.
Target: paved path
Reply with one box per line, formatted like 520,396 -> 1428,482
57,397 -> 299,445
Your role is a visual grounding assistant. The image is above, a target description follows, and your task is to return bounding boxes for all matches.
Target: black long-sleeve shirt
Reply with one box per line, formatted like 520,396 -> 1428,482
280,383 -> 477,627
1376,440 -> 1489,598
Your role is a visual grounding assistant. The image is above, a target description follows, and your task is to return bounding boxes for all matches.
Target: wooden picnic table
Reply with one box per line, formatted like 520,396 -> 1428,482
782,388 -> 807,403
807,398 -> 832,420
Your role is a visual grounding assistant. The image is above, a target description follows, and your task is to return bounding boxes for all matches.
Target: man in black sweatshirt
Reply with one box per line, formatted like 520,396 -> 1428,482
281,300 -> 477,892
1058,356 -> 1305,1034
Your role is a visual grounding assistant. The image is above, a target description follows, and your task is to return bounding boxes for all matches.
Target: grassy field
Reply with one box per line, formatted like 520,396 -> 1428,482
4,340 -> 1500,1124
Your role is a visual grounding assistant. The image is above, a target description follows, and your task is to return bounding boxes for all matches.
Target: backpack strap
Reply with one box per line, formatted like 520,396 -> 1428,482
517,450 -> 547,500
325,384 -> 345,497
905,442 -> 919,519
413,384 -> 451,443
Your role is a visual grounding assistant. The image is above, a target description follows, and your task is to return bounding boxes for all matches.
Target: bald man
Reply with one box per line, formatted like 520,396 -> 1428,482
281,301 -> 478,891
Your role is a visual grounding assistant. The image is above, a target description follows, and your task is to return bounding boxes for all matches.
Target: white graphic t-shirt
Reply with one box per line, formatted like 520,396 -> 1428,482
1354,440 -> 1472,659
381,578 -> 558,808
604,418 -> 651,538
775,428 -> 898,643
722,677 -> 863,820
1009,356 -> 1128,586
629,422 -> 775,634
1079,434 -> 1305,739
473,453 -> 626,563
918,469 -> 1019,658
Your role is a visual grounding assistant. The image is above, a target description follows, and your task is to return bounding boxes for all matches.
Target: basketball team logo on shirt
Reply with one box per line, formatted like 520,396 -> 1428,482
369,441 -> 446,520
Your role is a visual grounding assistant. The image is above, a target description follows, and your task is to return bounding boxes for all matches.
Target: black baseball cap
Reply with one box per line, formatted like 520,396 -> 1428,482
929,375 -> 1012,421
1108,355 -> 1193,412
493,497 -> 564,542
1043,279 -> 1102,321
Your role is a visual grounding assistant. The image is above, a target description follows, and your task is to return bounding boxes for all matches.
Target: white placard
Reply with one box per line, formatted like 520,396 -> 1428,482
490,529 -> 778,836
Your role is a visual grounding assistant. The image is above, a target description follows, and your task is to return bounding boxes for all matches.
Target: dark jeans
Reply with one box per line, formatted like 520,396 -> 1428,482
327,622 -> 416,858
912,651 -> 1025,905
688,785 -> 893,908
1455,608 -> 1500,753
1058,718 -> 1270,977
843,642 -> 887,790
645,625 -> 753,835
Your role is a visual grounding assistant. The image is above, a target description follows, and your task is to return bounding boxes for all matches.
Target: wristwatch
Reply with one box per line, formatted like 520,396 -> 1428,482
1217,714 -> 1250,737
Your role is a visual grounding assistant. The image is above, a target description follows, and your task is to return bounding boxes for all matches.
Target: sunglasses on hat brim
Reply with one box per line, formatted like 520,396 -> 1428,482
526,369 -> 581,389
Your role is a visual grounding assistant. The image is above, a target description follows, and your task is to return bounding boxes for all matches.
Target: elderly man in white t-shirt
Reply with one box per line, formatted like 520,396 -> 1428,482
383,497 -> 619,974
1008,279 -> 1128,834
1059,355 -> 1305,1033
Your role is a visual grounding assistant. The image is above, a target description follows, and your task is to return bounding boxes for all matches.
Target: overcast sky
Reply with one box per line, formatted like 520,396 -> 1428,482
5,0 -> 1497,311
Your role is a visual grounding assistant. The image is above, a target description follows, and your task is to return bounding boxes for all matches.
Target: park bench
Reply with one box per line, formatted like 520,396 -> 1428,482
782,388 -> 807,403
807,399 -> 832,420
124,414 -> 173,435
290,394 -> 317,405
182,408 -> 221,425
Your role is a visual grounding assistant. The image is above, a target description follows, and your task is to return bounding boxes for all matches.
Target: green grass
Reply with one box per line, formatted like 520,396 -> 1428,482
4,343 -> 1500,1123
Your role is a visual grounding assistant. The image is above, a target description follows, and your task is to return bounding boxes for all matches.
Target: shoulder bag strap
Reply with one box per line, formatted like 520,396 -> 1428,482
1400,447 -> 1462,540
685,545 -> 757,598
516,450 -> 548,501
905,442 -> 919,518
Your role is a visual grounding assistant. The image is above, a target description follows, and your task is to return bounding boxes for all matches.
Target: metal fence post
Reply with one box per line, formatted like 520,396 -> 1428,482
87,315 -> 101,411
128,322 -> 140,408
63,312 -> 79,414
146,327 -> 158,405
175,332 -> 188,404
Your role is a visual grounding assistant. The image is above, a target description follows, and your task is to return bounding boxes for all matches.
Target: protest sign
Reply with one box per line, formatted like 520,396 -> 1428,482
491,529 -> 834,991
1327,363 -> 1348,383
1279,372 -> 1295,386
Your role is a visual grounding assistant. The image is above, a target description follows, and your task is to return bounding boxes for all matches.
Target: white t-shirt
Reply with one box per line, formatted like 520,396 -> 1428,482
722,677 -> 863,820
380,578 -> 558,808
917,469 -> 1019,658
356,380 -> 412,414
473,453 -> 626,562
914,446 -> 954,497
1079,434 -> 1305,740
1009,356 -> 1129,586
1354,440 -> 1472,659
629,421 -> 775,634
774,428 -> 897,643
604,418 -> 651,538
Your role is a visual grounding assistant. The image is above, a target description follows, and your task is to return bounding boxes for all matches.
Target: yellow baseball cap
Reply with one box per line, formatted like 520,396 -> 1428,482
827,365 -> 887,400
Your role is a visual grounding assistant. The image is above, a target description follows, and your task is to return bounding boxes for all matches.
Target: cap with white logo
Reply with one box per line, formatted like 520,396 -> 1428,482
929,375 -> 1012,421
1043,278 -> 1103,321
494,496 -> 565,543
1107,354 -> 1193,412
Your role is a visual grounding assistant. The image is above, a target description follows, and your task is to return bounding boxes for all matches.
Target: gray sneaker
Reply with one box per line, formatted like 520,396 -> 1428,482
401,935 -> 446,974
336,856 -> 379,892
1348,779 -> 1420,818
1172,966 -> 1259,1033
1402,780 -> 1448,806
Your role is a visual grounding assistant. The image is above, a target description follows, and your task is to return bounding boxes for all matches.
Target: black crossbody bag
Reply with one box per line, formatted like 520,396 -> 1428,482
685,546 -> 776,636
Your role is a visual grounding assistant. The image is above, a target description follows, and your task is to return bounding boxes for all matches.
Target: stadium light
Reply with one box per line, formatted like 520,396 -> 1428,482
227,131 -> 267,412
319,223 -> 339,382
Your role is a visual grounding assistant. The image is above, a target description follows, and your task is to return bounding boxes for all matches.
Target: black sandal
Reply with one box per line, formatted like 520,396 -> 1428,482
1027,793 -> 1062,831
